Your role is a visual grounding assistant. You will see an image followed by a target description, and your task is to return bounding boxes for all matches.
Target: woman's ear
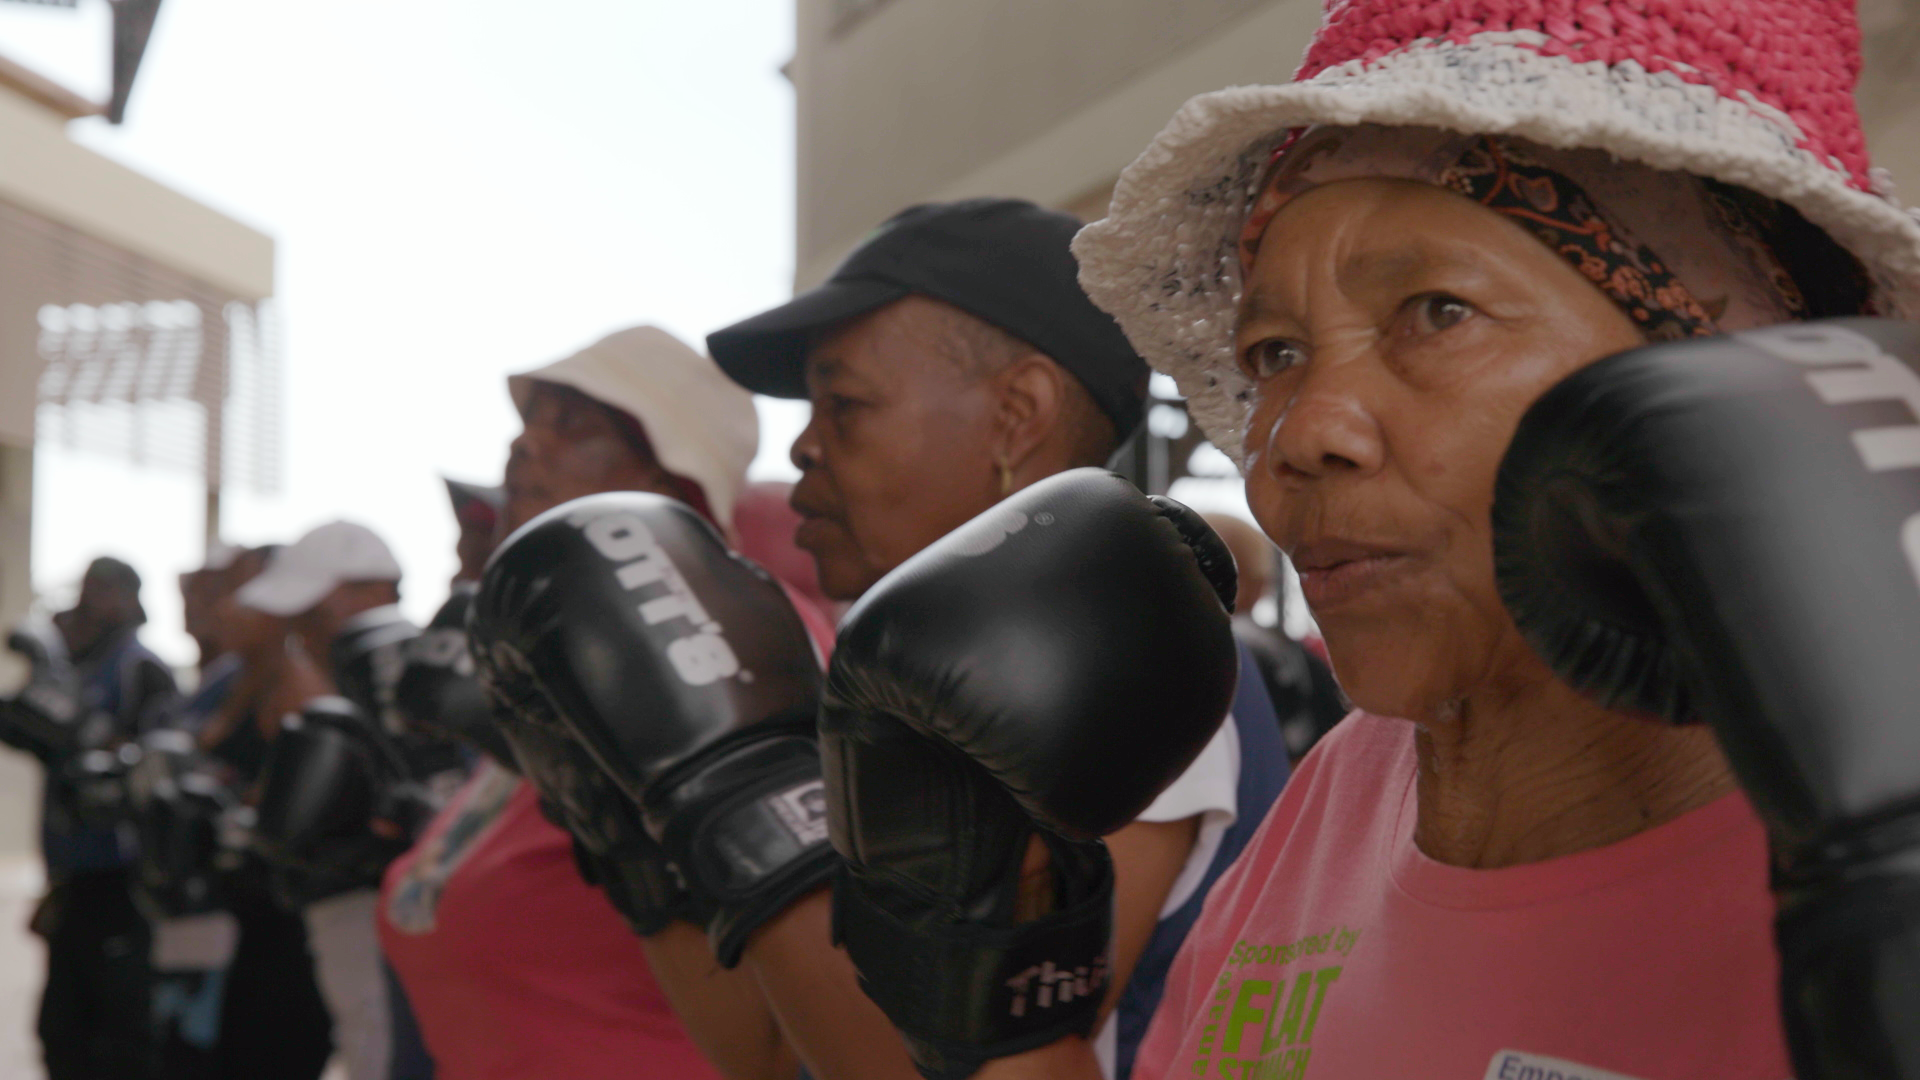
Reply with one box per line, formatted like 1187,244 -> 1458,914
990,352 -> 1068,475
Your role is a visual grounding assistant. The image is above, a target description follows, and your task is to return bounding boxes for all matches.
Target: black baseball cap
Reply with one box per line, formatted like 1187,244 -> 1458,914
708,198 -> 1147,438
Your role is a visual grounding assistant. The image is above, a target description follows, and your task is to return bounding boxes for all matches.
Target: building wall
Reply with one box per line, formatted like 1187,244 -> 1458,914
794,0 -> 1920,290
0,443 -> 36,861
0,190 -> 46,863
792,0 -> 1317,286
1859,0 -> 1920,203
0,73 -> 274,864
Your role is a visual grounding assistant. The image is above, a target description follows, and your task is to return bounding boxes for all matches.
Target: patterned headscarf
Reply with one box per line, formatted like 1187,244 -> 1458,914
1238,125 -> 1871,340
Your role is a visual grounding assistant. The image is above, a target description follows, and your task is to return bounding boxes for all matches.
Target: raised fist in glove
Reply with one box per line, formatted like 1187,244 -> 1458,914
1494,318 -> 1920,1079
821,468 -> 1240,1080
472,492 -> 829,964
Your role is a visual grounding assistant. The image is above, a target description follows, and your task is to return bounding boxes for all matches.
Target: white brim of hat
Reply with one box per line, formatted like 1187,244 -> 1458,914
234,562 -> 337,618
1073,32 -> 1920,464
234,519 -> 401,618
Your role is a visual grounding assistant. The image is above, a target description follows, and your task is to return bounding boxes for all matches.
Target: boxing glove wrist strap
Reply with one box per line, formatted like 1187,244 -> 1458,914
831,853 -> 1115,1080
647,718 -> 839,967
568,831 -> 713,937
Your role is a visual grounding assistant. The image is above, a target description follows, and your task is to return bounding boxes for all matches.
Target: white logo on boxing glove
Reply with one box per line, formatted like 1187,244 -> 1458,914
946,507 -> 1029,557
1004,956 -> 1108,1018
1741,325 -> 1920,594
575,510 -> 743,687
767,779 -> 829,846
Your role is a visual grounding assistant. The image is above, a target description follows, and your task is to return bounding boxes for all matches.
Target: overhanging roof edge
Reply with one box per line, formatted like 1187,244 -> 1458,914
0,85 -> 274,301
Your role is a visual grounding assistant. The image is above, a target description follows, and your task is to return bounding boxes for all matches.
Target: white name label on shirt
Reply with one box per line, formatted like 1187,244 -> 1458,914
1483,1050 -> 1645,1080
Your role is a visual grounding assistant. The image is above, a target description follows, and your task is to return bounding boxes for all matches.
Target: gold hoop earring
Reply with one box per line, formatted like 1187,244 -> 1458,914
998,461 -> 1014,496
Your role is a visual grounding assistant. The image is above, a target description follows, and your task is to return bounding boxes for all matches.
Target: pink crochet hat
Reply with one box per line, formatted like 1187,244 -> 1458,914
1072,0 -> 1920,461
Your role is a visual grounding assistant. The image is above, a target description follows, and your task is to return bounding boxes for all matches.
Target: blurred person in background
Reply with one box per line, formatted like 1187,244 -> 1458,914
388,481 -> 514,770
178,546 -> 278,788
375,476 -> 512,1080
34,557 -> 177,1080
146,545 -> 257,1080
378,326 -> 767,1080
650,197 -> 1292,1080
444,480 -> 504,588
1200,513 -> 1346,763
169,544 -> 336,1080
237,523 -> 432,1080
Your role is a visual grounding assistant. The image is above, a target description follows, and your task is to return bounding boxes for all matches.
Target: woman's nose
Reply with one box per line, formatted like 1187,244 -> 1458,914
507,428 -> 536,468
789,420 -> 824,472
1254,363 -> 1387,483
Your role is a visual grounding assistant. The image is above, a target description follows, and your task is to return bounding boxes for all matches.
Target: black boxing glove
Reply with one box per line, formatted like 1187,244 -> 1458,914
128,729 -> 240,919
252,696 -> 422,907
1492,318 -> 1920,1079
334,608 -> 469,794
472,492 -> 830,964
394,586 -> 515,766
484,670 -> 705,936
64,743 -> 140,828
821,468 -> 1240,1080
6,622 -> 68,683
330,608 -> 418,726
1,624 -> 99,762
0,679 -> 89,762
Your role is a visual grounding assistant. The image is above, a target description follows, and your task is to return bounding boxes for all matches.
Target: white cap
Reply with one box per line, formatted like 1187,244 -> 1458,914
235,521 -> 402,617
508,325 -> 758,529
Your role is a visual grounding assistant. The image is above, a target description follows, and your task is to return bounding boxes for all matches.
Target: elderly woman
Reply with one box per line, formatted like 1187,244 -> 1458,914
975,1 -> 1920,1078
380,326 -> 762,1080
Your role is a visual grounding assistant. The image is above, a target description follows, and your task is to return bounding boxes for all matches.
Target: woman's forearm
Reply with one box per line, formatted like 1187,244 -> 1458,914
743,888 -> 920,1080
641,922 -> 799,1080
976,1037 -> 1105,1080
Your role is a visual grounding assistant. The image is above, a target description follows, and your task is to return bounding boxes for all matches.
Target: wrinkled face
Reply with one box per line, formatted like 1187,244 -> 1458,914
504,383 -> 678,533
790,296 -> 1004,600
1235,178 -> 1644,722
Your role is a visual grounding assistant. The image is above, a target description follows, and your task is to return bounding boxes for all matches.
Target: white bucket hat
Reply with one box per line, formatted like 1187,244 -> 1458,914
508,325 -> 759,530
1072,0 -> 1920,462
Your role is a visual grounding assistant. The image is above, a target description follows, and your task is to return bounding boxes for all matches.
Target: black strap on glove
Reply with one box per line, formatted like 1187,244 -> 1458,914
644,718 -> 838,966
832,841 -> 1113,1080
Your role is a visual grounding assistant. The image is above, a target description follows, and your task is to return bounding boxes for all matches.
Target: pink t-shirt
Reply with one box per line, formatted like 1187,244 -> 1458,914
1133,712 -> 1792,1080
380,766 -> 721,1080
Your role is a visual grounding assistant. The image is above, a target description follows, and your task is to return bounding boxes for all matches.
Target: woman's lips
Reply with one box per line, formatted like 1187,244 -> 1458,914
1291,541 -> 1413,609
792,514 -> 837,553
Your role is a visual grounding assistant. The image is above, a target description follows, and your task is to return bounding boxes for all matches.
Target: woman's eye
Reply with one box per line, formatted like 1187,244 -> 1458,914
1239,338 -> 1305,380
1409,293 -> 1474,334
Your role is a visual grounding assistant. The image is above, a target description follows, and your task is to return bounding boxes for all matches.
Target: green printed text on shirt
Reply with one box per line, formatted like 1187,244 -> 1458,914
1190,926 -> 1360,1079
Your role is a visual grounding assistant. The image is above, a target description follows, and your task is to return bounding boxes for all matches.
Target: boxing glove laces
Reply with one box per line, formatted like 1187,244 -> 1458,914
1493,318 -> 1920,1079
472,492 -> 831,964
821,468 -> 1240,1080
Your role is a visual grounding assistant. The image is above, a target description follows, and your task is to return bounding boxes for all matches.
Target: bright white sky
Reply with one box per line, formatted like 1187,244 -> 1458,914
2,0 -> 812,666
